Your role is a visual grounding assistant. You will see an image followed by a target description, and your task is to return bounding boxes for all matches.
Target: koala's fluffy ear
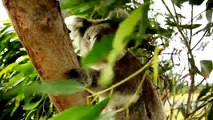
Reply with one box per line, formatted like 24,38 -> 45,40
65,16 -> 92,39
107,9 -> 129,20
65,16 -> 92,48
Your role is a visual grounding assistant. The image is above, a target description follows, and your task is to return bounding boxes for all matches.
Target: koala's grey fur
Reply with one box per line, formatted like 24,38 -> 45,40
65,11 -> 166,120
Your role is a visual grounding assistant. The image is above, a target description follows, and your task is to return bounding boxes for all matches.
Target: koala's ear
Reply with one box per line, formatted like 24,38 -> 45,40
65,16 -> 91,36
65,16 -> 86,29
107,9 -> 129,21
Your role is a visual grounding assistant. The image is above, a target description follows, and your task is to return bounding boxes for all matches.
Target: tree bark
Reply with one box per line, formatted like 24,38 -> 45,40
2,0 -> 87,112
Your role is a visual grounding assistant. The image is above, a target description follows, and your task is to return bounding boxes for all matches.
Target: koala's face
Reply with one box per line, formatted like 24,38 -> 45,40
80,23 -> 117,55
65,16 -> 118,56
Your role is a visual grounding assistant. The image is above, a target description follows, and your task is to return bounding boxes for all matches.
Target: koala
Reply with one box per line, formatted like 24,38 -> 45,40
65,13 -> 125,83
65,12 -> 139,112
65,12 -> 166,120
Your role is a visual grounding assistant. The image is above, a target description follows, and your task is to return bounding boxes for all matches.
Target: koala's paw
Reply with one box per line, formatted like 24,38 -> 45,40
66,68 -> 100,87
65,68 -> 89,84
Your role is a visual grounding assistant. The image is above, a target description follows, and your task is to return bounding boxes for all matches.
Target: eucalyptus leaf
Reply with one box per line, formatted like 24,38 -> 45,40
198,93 -> 213,102
208,103 -> 213,120
82,35 -> 113,67
189,0 -> 205,5
100,3 -> 150,85
23,80 -> 85,95
197,86 -> 211,100
153,46 -> 159,85
0,62 -> 18,77
200,60 -> 213,78
14,61 -> 34,76
50,98 -> 109,120
180,24 -> 201,29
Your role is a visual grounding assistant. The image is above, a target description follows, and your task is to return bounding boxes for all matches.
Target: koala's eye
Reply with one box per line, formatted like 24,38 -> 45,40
87,35 -> 91,40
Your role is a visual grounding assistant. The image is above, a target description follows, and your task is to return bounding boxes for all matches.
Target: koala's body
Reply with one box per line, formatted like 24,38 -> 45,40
65,11 -> 166,120
65,12 -> 139,112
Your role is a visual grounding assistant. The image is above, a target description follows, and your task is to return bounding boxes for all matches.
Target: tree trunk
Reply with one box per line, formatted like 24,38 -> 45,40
2,0 -> 87,112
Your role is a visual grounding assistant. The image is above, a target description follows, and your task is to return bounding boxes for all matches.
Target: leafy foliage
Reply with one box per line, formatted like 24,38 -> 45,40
0,21 -> 55,120
60,0 -> 132,18
50,98 -> 110,120
1,0 -> 213,119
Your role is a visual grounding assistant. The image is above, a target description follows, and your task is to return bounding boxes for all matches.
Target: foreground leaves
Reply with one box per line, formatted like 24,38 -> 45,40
200,60 -> 213,78
23,80 -> 85,95
50,98 -> 110,120
99,2 -> 150,86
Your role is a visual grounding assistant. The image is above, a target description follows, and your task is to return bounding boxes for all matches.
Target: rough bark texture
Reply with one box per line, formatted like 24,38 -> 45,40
2,0 -> 87,112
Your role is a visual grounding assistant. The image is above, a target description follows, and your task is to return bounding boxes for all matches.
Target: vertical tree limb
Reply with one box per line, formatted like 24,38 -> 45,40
2,0 -> 87,112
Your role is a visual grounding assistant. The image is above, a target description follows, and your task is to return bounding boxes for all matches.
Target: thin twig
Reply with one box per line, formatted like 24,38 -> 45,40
185,4 -> 195,118
191,30 -> 208,50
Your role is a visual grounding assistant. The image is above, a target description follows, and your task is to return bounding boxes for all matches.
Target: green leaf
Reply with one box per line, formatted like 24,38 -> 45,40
50,98 -> 110,120
80,97 -> 110,120
193,23 -> 213,36
50,104 -> 90,120
173,0 -> 188,8
61,0 -> 97,16
180,24 -> 201,29
82,35 -> 113,67
0,62 -> 18,77
60,0 -> 83,9
189,0 -> 205,5
198,93 -> 213,101
99,64 -> 114,86
180,106 -> 186,117
208,103 -> 213,120
137,1 -> 150,45
153,46 -> 159,85
173,0 -> 205,7
112,3 -> 149,54
6,73 -> 24,88
197,86 -> 211,100
100,3 -> 150,85
200,60 -> 213,78
23,97 -> 43,110
23,80 -> 85,95
0,55 -> 28,77
167,21 -> 201,29
11,94 -> 24,116
14,61 -> 34,76
188,58 -> 200,74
